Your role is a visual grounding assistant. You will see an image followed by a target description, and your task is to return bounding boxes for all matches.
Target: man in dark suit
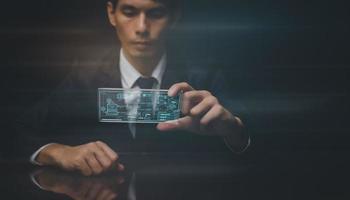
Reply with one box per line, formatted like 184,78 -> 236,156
17,0 -> 249,176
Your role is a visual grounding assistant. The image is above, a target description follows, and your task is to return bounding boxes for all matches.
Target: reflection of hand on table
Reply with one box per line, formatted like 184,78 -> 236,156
33,168 -> 125,200
157,82 -> 249,152
37,141 -> 124,176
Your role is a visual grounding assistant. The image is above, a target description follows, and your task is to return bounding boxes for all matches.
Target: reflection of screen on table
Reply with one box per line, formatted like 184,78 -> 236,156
98,88 -> 182,123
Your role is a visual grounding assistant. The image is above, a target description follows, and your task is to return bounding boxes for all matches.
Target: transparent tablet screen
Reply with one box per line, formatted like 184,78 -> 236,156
98,88 -> 182,123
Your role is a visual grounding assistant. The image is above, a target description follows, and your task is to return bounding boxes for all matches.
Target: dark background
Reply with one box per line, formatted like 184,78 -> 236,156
0,0 -> 349,157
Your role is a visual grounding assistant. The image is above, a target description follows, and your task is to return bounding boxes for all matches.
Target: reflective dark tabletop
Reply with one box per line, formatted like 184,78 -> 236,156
1,149 -> 349,200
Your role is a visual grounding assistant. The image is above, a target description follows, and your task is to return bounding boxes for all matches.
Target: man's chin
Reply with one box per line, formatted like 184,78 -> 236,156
129,49 -> 156,59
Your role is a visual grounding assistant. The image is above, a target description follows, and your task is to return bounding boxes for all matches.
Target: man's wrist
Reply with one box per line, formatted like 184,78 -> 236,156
37,143 -> 69,166
31,143 -> 56,165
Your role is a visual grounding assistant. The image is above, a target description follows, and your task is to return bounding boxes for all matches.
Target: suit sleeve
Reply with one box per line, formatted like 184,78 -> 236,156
13,68 -> 99,160
187,67 -> 251,154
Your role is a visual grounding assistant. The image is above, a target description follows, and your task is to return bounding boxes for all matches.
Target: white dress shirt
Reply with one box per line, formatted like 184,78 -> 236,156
119,49 -> 166,90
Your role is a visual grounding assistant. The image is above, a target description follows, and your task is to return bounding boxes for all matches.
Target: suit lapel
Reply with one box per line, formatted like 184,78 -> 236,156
94,48 -> 123,88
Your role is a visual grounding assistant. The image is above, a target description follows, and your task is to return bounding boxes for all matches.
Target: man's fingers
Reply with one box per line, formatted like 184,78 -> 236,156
85,155 -> 104,175
59,142 -> 122,176
183,90 -> 212,100
181,91 -> 213,115
157,121 -> 177,131
95,141 -> 125,171
157,116 -> 193,131
95,141 -> 118,162
168,82 -> 194,97
190,96 -> 218,116
200,104 -> 224,127
78,159 -> 93,176
92,143 -> 115,170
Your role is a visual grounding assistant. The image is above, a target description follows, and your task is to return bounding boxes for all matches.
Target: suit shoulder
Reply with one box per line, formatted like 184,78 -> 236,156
61,48 -> 120,89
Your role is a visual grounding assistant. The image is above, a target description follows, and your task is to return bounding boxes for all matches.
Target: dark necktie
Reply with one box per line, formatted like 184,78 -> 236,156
134,77 -> 157,146
136,77 -> 157,89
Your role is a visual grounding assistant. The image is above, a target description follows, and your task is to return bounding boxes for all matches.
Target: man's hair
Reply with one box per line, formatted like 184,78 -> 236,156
108,0 -> 182,17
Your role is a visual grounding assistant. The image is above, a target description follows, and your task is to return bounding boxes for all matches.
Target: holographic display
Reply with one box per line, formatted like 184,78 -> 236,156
98,88 -> 182,123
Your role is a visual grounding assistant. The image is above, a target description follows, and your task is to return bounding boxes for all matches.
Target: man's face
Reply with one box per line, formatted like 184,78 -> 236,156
107,0 -> 171,59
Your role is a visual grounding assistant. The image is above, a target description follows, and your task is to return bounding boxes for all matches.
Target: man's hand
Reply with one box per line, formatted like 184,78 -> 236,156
157,82 -> 240,135
157,82 -> 248,151
37,141 -> 124,176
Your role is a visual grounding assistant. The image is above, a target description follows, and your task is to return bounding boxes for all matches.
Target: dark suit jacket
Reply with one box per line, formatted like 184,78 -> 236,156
14,47 -> 240,159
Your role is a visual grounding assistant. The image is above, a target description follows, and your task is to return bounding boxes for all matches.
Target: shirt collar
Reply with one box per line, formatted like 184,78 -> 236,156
119,48 -> 167,89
